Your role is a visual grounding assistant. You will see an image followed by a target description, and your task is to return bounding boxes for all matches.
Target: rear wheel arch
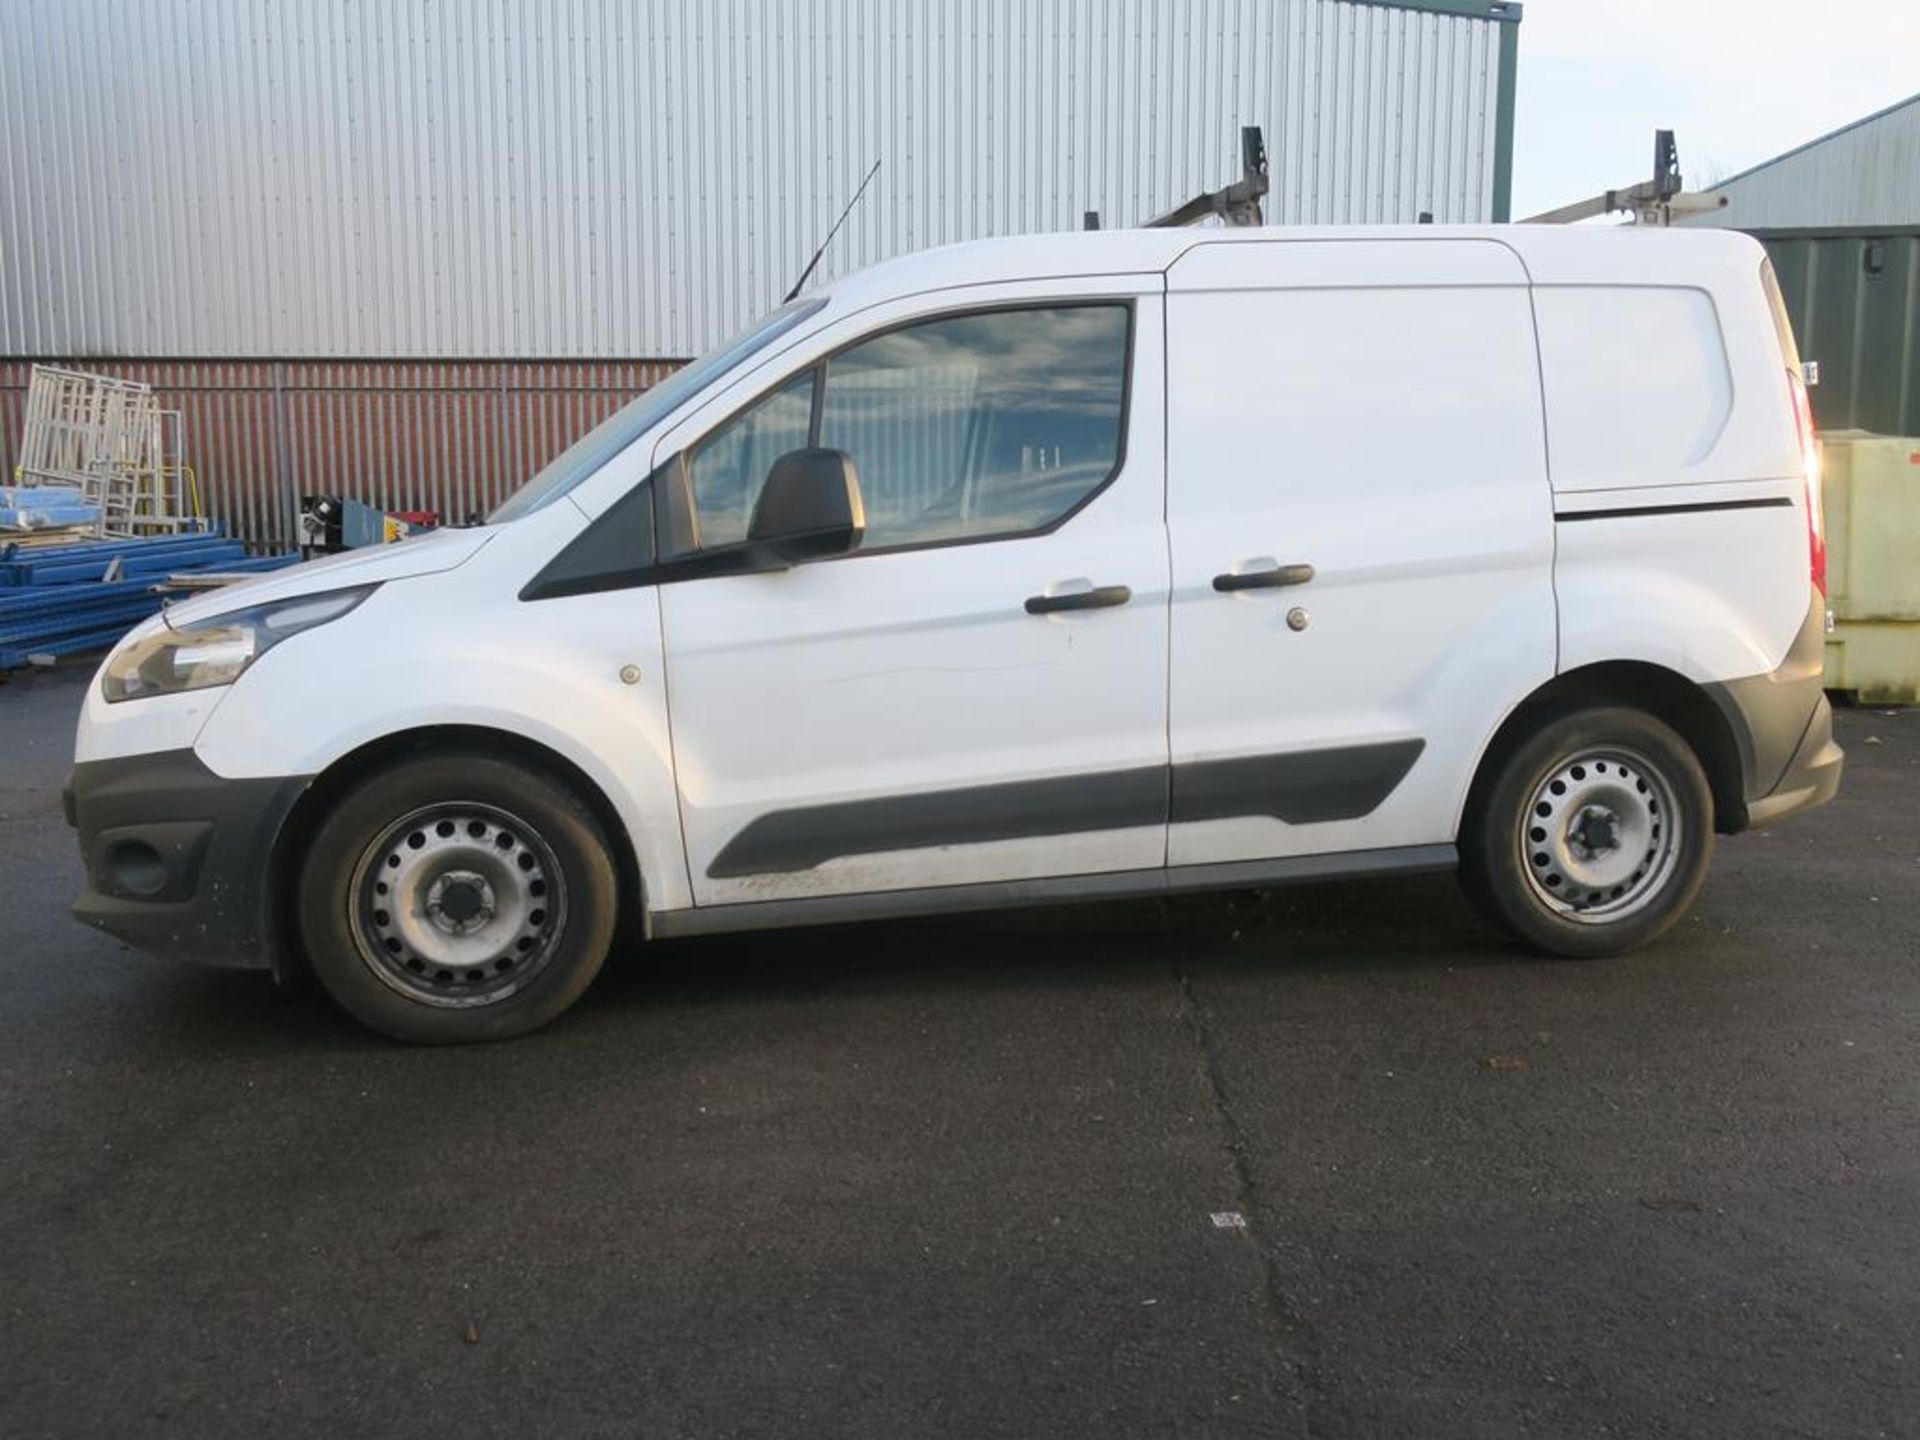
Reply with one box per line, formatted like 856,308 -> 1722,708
268,725 -> 645,986
1465,662 -> 1748,838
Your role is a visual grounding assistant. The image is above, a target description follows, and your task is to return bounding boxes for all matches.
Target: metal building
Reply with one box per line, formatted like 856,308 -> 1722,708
1687,92 -> 1920,435
1,0 -> 1523,541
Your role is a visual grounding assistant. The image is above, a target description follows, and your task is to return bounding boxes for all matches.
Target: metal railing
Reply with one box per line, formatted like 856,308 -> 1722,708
12,365 -> 201,536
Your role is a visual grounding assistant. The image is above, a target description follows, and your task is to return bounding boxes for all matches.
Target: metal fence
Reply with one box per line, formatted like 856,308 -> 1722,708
1,359 -> 684,546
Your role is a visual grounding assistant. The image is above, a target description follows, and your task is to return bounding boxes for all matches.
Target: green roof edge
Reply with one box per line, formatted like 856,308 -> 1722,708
1491,12 -> 1519,220
1338,0 -> 1523,22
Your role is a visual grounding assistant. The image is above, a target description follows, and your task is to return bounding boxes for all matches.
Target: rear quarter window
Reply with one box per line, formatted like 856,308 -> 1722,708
1533,286 -> 1733,492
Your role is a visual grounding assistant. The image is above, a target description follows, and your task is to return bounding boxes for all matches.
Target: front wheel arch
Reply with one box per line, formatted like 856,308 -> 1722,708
267,725 -> 645,987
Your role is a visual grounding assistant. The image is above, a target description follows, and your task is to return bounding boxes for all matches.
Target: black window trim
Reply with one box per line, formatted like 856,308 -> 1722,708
648,296 -> 1137,586
518,467 -> 663,601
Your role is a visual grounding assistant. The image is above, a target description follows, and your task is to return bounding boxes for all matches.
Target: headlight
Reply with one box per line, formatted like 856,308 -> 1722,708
103,585 -> 376,703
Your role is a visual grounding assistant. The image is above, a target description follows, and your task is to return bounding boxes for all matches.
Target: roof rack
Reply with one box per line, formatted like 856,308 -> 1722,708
1521,129 -> 1728,227
1140,126 -> 1271,229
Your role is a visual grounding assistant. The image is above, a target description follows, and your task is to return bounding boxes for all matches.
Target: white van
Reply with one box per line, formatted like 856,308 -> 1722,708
67,226 -> 1841,1042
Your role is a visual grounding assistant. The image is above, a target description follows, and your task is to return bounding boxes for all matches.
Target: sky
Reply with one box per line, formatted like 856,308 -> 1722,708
1510,0 -> 1920,219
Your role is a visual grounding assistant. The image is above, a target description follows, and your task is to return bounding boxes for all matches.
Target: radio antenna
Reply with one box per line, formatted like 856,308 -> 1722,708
783,158 -> 882,303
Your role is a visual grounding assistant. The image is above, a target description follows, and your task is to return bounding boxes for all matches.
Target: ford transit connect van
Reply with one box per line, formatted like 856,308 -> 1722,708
68,226 -> 1842,1042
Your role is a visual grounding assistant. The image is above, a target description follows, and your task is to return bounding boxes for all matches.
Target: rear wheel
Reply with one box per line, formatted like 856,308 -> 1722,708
297,752 -> 618,1042
1460,706 -> 1713,957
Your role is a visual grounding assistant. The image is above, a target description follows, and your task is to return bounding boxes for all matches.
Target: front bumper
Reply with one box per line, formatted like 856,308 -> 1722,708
67,750 -> 311,968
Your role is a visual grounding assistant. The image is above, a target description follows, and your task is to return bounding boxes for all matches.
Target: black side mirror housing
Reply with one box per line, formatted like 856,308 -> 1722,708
747,448 -> 866,562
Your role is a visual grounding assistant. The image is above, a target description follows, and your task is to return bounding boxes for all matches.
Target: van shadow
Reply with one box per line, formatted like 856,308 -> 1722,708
596,870 -> 1527,1010
116,872 -> 1525,1052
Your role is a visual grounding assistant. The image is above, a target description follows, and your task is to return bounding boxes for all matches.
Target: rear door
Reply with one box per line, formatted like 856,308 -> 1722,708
654,281 -> 1173,907
1163,239 -> 1554,867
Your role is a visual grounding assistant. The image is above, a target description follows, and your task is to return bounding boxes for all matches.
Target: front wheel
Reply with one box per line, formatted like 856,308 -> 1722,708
297,751 -> 619,1043
1459,706 -> 1714,958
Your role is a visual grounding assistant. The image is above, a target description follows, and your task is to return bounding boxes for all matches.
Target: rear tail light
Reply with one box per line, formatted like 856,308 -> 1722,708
1789,367 -> 1826,595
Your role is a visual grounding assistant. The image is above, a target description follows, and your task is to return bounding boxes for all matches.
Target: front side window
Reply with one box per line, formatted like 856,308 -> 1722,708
686,372 -> 815,547
684,303 -> 1130,554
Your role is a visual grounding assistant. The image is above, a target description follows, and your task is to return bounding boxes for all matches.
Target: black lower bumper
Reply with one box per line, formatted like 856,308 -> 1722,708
1706,596 -> 1844,832
67,750 -> 311,969
1744,692 -> 1844,828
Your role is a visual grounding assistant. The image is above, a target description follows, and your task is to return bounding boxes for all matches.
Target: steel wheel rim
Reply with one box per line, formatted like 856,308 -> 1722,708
1518,746 -> 1681,924
346,802 -> 568,1008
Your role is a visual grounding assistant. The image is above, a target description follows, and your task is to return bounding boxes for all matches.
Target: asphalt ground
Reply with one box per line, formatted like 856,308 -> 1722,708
2,660 -> 1916,1439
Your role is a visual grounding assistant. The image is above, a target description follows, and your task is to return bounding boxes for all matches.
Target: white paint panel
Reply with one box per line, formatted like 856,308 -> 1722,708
1533,288 -> 1733,493
1553,500 -> 1813,685
1171,236 -> 1527,289
658,288 -> 1173,906
0,0 -> 1510,359
1164,275 -> 1554,863
1515,228 -> 1804,494
188,498 -> 696,911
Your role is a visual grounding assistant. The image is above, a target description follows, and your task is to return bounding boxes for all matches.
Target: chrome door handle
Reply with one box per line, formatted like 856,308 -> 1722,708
1024,584 -> 1133,615
1212,563 -> 1315,592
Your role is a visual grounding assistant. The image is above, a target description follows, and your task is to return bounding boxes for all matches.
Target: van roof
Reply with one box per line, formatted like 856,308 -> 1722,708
822,224 -> 1768,306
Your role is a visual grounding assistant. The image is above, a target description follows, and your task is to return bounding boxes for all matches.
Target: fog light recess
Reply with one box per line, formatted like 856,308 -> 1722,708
106,839 -> 170,898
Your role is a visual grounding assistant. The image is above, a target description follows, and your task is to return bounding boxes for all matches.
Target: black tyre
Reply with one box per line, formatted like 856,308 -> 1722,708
296,751 -> 619,1043
1459,706 -> 1713,958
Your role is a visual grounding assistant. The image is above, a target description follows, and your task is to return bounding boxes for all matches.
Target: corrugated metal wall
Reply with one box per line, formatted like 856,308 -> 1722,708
1763,231 -> 1920,436
0,0 -> 1515,543
1695,95 -> 1920,232
0,360 -> 680,543
0,0 -> 1514,359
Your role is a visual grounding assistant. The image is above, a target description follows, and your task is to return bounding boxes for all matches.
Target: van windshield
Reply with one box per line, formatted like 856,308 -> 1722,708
487,296 -> 829,522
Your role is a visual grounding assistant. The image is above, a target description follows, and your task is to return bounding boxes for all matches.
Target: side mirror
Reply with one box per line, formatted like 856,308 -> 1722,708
747,448 -> 866,563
